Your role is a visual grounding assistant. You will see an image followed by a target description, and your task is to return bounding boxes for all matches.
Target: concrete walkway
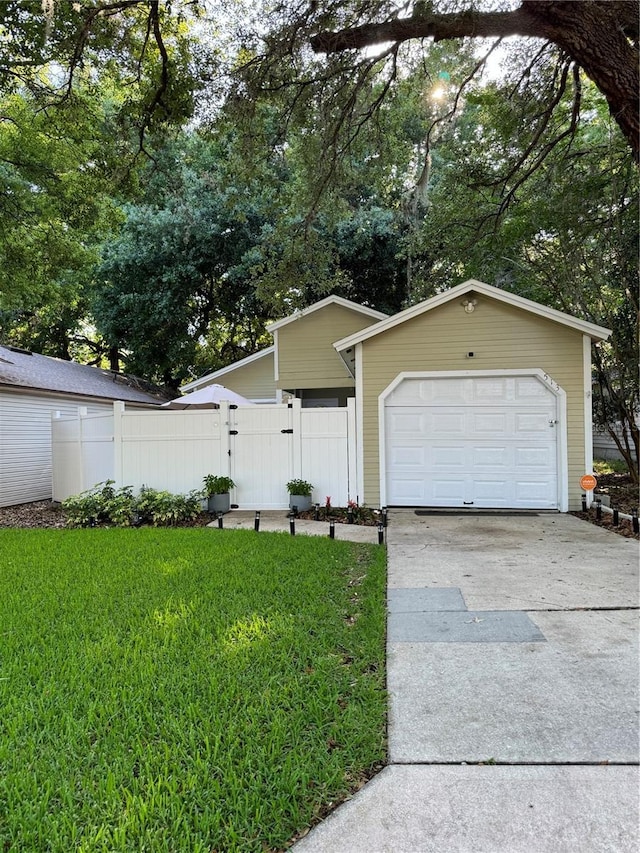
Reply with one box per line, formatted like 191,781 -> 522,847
210,509 -> 381,543
294,511 -> 640,853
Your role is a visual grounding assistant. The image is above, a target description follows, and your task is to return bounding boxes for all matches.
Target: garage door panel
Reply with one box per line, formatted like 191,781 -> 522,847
515,479 -> 558,505
472,377 -> 510,402
431,411 -> 466,434
388,477 -> 427,503
432,479 -> 467,502
515,412 -> 554,433
388,411 -> 425,433
431,446 -> 467,468
389,445 -> 426,467
385,376 -> 559,509
515,446 -> 554,468
473,479 -> 511,502
471,445 -> 512,468
472,411 -> 508,434
515,376 -> 552,400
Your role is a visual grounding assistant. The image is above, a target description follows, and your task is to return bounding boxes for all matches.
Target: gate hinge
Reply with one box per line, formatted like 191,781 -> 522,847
281,428 -> 294,434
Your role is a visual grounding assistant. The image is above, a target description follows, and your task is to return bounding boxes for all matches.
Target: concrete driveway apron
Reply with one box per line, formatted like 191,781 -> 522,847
294,512 -> 639,853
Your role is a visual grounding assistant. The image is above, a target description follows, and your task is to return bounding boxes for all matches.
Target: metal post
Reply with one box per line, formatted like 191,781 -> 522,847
633,508 -> 639,535
254,511 -> 260,532
378,523 -> 384,545
382,507 -> 388,528
595,499 -> 602,520
289,517 -> 295,536
217,512 -> 223,529
613,508 -> 619,526
581,494 -> 587,512
314,503 -> 320,521
329,520 -> 335,539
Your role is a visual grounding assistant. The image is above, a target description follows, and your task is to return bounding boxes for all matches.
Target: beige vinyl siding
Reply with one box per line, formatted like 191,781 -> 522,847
276,304 -> 376,390
359,296 -> 586,510
201,352 -> 276,401
0,390 -> 112,506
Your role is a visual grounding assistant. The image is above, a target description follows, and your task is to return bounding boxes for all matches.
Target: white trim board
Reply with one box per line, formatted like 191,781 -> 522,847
266,295 -> 387,333
334,279 -> 611,353
181,346 -> 275,393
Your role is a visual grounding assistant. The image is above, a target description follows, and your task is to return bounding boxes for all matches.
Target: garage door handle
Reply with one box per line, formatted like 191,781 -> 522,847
281,429 -> 294,434
464,501 -> 474,505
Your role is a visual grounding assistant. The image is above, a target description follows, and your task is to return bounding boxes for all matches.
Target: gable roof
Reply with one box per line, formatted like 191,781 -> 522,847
0,346 -> 166,405
333,280 -> 612,354
181,346 -> 275,393
266,295 -> 387,333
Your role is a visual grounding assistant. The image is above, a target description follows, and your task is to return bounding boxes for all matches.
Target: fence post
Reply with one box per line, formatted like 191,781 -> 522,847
112,401 -> 125,488
346,396 -> 357,505
77,407 -> 88,493
291,397 -> 303,480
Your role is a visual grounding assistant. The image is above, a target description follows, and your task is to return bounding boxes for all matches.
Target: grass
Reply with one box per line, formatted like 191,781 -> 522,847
0,528 -> 386,852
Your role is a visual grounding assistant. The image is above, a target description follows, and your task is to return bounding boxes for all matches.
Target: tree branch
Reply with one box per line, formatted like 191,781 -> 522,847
311,2 -> 639,159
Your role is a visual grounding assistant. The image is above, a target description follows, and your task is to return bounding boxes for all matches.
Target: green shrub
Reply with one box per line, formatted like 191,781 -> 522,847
593,458 -> 630,476
62,482 -> 202,528
62,481 -> 135,527
136,486 -> 202,526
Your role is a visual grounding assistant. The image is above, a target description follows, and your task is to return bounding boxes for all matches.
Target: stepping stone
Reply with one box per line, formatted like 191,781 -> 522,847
388,587 -> 467,613
388,610 -> 546,643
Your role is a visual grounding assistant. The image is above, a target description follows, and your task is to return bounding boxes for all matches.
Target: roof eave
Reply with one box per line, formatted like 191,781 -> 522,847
180,346 -> 276,393
334,279 -> 612,351
266,295 -> 387,333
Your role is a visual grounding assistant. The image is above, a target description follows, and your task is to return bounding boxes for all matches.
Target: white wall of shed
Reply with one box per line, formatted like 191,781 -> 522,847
0,390 -> 112,506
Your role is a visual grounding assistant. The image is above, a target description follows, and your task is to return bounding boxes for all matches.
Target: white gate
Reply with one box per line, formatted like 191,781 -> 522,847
229,405 -> 294,509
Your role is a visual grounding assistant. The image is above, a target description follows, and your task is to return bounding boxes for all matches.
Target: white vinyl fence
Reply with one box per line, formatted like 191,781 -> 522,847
52,399 -> 356,510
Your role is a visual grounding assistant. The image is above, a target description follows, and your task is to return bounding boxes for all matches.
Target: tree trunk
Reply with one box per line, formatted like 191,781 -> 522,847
109,346 -> 120,373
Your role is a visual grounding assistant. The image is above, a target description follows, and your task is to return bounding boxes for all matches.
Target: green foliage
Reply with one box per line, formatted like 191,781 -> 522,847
62,481 -> 135,527
62,481 -> 201,528
0,528 -> 386,851
286,479 -> 314,496
593,459 -> 630,476
135,487 -> 202,527
202,475 -> 235,496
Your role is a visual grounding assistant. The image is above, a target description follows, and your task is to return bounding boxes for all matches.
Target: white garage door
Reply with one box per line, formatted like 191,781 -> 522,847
385,375 -> 559,509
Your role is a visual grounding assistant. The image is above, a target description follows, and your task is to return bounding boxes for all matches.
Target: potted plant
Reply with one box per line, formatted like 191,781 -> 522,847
203,474 -> 235,514
286,478 -> 314,512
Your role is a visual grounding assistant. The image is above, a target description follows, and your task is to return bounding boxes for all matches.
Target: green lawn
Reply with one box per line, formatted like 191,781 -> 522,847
0,528 -> 386,852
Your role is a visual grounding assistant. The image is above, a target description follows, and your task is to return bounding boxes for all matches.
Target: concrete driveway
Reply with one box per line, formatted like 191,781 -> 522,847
295,512 -> 639,852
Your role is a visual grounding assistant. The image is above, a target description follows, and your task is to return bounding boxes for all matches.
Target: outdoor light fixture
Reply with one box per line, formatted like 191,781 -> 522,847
462,298 -> 477,314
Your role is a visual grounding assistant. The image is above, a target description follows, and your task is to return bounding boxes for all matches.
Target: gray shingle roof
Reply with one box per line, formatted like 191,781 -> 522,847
0,346 -> 166,404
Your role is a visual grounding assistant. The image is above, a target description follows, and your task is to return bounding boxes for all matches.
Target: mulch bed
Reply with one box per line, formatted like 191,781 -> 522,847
0,501 -> 212,530
1,479 -> 636,541
573,472 -> 639,540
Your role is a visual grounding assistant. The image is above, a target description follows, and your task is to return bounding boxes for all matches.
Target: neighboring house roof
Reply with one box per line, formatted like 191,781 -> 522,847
333,280 -> 612,359
0,345 -> 166,405
266,295 -> 387,332
181,346 -> 275,393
